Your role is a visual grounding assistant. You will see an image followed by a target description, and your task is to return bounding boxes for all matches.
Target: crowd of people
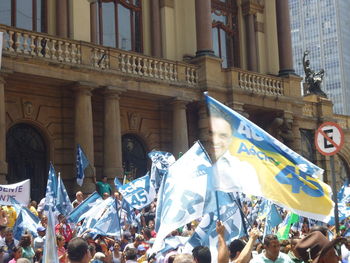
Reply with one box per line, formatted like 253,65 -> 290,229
0,175 -> 348,263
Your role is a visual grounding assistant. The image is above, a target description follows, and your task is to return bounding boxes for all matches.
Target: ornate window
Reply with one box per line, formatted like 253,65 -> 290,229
0,0 -> 47,32
6,123 -> 48,202
122,134 -> 147,180
95,0 -> 143,52
211,0 -> 239,68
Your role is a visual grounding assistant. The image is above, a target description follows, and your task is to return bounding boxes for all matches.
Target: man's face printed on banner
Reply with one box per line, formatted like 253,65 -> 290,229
208,116 -> 233,162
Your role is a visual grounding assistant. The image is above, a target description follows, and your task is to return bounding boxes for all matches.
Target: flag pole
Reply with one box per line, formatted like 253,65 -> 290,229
215,191 -> 221,221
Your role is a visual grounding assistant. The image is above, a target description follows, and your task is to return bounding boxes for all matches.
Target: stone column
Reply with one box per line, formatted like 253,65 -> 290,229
195,0 -> 214,56
103,86 -> 125,182
275,0 -> 295,76
90,1 -> 98,44
73,82 -> 95,193
242,0 -> 263,72
151,0 -> 162,57
0,77 -> 7,184
172,99 -> 189,157
56,0 -> 68,38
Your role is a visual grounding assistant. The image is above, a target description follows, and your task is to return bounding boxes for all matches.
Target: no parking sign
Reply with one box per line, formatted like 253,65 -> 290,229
315,122 -> 344,156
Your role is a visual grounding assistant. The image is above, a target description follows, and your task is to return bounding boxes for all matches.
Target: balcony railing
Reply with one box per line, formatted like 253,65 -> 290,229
0,25 -> 197,86
237,69 -> 284,96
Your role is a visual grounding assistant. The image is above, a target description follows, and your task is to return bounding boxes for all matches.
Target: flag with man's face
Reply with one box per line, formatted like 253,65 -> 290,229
205,94 -> 333,222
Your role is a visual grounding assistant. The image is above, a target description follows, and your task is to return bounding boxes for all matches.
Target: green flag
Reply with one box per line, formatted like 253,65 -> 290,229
276,212 -> 299,240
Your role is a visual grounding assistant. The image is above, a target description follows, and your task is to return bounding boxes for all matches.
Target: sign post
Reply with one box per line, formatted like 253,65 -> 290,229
315,122 -> 344,234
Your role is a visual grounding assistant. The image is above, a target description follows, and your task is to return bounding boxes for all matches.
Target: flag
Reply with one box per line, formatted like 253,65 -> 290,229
0,32 -> 3,69
276,212 -> 299,240
44,163 -> 58,212
56,173 -> 73,216
328,180 -> 350,225
114,177 -> 122,190
117,173 -> 156,210
205,94 -> 333,222
13,207 -> 40,241
148,151 -> 175,191
152,142 -> 214,252
67,192 -> 101,223
43,207 -> 59,263
263,201 -> 282,238
92,199 -> 121,237
76,144 -> 91,186
77,197 -> 114,236
184,192 -> 245,262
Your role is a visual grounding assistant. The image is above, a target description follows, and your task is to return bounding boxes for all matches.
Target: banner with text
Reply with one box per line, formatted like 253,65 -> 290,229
0,179 -> 30,206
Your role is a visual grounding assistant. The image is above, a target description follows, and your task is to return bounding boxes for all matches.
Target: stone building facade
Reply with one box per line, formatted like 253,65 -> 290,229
0,0 -> 349,201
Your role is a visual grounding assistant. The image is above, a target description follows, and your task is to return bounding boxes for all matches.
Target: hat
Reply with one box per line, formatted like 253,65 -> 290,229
137,245 -> 146,251
295,231 -> 345,263
37,226 -> 46,232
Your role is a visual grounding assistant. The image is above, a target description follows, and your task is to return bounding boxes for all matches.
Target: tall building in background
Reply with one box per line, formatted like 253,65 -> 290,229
289,0 -> 350,115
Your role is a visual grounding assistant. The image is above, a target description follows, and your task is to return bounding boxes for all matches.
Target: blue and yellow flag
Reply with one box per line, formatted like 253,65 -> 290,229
205,94 -> 333,222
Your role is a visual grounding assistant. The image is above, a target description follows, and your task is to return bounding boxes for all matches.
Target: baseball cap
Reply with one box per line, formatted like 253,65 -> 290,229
37,226 -> 46,232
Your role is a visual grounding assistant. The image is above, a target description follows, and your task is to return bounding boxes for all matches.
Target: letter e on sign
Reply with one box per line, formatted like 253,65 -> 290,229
315,122 -> 344,156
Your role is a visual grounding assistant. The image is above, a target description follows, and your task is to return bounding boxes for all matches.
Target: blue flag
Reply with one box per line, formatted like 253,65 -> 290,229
43,207 -> 59,263
148,151 -> 175,191
44,163 -> 58,212
328,180 -> 350,225
57,174 -> 73,216
205,94 -> 333,222
263,201 -> 283,238
153,142 -> 215,252
67,192 -> 101,223
78,197 -> 115,236
92,199 -> 121,237
184,192 -> 245,261
76,144 -> 91,187
13,207 -> 40,241
114,177 -> 123,190
117,173 -> 156,210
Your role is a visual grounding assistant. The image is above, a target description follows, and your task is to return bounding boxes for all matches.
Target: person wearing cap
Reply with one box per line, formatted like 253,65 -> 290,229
124,235 -> 144,252
294,231 -> 345,263
137,245 -> 146,263
67,237 -> 92,263
250,234 -> 293,263
33,226 -> 46,250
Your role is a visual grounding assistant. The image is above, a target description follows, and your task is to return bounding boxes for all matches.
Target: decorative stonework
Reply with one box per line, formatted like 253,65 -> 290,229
242,0 -> 264,16
23,101 -> 34,119
128,112 -> 141,131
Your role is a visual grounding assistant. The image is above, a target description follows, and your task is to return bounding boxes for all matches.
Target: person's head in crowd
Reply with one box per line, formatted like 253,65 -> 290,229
40,215 -> 48,226
0,225 -> 6,237
122,232 -> 132,244
4,227 -> 14,242
310,225 -> 328,238
279,239 -> 290,254
173,253 -> 195,263
30,200 -> 37,209
137,244 -> 146,257
192,246 -> 211,263
76,191 -> 84,202
19,233 -> 32,248
125,248 -> 137,261
57,234 -> 66,248
295,231 -> 345,263
37,226 -> 46,237
102,176 -> 108,183
92,252 -> 106,262
58,214 -> 67,224
88,245 -> 96,258
148,220 -> 155,230
167,254 -> 177,263
263,234 -> 280,261
113,240 -> 121,252
229,239 -> 245,260
67,237 -> 92,263
130,225 -> 137,236
102,192 -> 110,200
16,258 -> 31,263
134,235 -> 144,247
34,248 -> 43,262
11,246 -> 23,260
142,228 -> 152,241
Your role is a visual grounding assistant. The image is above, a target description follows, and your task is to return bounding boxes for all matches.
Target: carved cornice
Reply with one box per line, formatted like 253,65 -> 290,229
160,0 -> 174,9
241,0 -> 264,16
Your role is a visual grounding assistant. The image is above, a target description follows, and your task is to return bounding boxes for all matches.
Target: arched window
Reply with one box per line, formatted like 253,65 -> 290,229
0,0 -> 47,32
6,123 -> 48,202
122,134 -> 147,180
211,0 -> 239,68
95,0 -> 142,52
